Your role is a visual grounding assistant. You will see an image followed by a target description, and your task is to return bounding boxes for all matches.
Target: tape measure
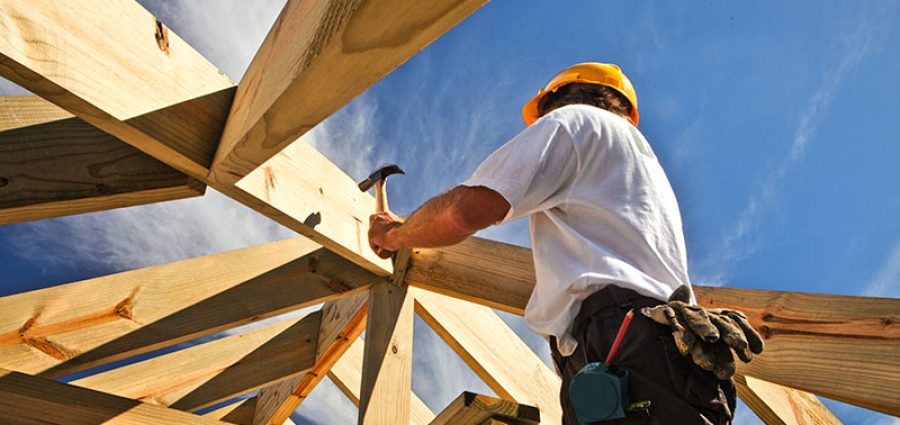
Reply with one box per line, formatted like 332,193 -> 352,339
569,309 -> 647,423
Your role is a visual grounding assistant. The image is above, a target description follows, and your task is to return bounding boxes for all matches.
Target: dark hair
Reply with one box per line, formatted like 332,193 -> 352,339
538,83 -> 633,119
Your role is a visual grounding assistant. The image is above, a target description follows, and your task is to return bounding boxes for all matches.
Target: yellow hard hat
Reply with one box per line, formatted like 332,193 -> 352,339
522,62 -> 639,127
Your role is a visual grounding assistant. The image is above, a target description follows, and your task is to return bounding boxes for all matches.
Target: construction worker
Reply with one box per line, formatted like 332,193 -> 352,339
368,62 -> 762,424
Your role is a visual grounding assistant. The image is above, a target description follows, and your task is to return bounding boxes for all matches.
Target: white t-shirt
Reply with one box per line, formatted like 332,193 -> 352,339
462,104 -> 691,356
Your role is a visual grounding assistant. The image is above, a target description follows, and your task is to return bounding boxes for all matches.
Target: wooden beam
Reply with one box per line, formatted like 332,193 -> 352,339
429,392 -> 540,425
210,0 -> 489,186
358,282 -> 415,425
236,140 -> 392,275
329,336 -> 435,425
0,2 -> 395,276
0,96 -> 204,224
72,312 -> 320,412
406,238 -> 535,315
0,368 -> 226,425
204,397 -> 258,425
695,286 -> 900,416
0,0 -> 235,179
406,237 -> 900,416
734,374 -> 841,425
0,237 -> 380,378
412,288 -> 561,425
254,291 -> 370,425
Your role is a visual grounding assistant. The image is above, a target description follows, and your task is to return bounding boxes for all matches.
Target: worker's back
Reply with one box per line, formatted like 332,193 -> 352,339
464,103 -> 690,356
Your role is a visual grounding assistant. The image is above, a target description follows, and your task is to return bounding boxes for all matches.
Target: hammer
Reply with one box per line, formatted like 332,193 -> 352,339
358,164 -> 405,214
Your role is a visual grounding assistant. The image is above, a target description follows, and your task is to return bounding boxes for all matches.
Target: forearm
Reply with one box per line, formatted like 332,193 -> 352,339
385,186 -> 509,249
388,189 -> 474,248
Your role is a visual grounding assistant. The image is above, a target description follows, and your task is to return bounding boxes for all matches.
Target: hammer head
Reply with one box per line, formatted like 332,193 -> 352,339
358,164 -> 405,192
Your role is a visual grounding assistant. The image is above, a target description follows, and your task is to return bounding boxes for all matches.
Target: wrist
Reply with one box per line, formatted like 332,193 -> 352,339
384,224 -> 403,250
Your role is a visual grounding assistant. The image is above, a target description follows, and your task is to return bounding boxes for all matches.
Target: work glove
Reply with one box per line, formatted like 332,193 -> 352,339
641,285 -> 765,380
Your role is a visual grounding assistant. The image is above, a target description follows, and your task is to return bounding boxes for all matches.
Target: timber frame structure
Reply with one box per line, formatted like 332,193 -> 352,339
0,2 -> 897,424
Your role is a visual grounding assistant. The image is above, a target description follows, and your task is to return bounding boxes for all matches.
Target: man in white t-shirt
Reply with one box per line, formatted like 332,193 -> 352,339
368,63 -> 741,424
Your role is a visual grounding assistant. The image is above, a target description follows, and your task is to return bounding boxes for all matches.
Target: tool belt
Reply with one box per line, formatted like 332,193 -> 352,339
574,285 -> 664,333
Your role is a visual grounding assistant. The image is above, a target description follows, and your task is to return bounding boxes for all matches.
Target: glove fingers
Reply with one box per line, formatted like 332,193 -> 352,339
689,340 -> 717,372
673,302 -> 720,343
709,314 -> 749,353
712,342 -> 736,380
725,311 -> 765,354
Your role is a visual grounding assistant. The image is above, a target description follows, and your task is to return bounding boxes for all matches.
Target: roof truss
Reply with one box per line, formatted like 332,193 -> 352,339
1,1 -> 896,424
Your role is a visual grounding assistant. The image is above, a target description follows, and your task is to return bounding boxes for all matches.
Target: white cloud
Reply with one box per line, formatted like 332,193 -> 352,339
6,189 -> 292,272
706,3 -> 895,281
863,239 -> 900,298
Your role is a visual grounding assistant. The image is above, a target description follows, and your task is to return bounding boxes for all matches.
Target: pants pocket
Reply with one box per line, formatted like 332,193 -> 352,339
659,334 -> 736,425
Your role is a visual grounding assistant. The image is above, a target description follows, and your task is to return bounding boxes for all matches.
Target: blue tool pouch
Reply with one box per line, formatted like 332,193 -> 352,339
569,309 -> 636,423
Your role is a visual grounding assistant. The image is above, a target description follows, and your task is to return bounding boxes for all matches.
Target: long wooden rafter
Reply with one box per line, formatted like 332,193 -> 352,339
1,1 -> 897,424
329,336 -> 436,425
413,288 -> 562,424
0,368 -> 226,424
734,374 -> 841,425
72,312 -> 321,412
0,96 -> 204,224
0,237 -> 380,378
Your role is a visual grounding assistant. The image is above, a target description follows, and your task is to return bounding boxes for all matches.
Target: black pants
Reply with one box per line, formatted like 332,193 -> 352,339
550,286 -> 736,425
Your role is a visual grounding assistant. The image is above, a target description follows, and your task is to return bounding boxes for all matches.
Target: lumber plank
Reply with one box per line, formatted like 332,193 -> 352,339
0,3 -> 395,276
210,0 -> 489,186
237,140 -> 392,276
406,237 -> 534,315
0,0 -> 235,179
695,286 -> 900,416
412,288 -> 561,425
358,282 -> 415,425
429,392 -> 540,425
0,368 -> 225,425
73,312 -> 320,412
0,237 -> 380,378
255,291 -> 370,425
0,96 -> 204,224
734,374 -> 841,425
204,397 -> 258,425
406,237 -> 900,416
329,336 -> 435,425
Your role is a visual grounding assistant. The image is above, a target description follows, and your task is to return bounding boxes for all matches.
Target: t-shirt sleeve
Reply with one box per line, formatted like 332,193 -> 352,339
461,117 -> 577,223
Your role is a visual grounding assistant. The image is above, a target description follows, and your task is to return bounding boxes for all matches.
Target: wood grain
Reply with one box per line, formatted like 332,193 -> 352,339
407,236 -> 900,416
359,282 -> 415,425
73,312 -> 320,412
0,368 -> 226,424
329,336 -> 435,425
256,291 -> 370,425
204,397 -> 258,425
695,286 -> 900,416
211,0 -> 489,186
413,288 -> 561,425
0,237 -> 380,378
429,392 -> 540,425
0,96 -> 204,224
734,374 -> 841,425
237,139 -> 392,276
406,237 -> 535,315
0,0 -> 234,178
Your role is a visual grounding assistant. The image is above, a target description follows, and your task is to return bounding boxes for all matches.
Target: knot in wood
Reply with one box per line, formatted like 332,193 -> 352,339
154,19 -> 170,54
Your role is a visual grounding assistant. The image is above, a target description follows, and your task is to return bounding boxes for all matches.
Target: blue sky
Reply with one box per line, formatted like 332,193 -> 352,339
1,1 -> 898,424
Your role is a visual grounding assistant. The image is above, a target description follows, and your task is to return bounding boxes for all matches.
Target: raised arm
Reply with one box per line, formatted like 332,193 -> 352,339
368,185 -> 509,257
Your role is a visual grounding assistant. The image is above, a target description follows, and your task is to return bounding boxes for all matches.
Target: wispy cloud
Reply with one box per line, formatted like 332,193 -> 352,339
5,190 -> 292,272
863,239 -> 900,298
703,3 -> 894,282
